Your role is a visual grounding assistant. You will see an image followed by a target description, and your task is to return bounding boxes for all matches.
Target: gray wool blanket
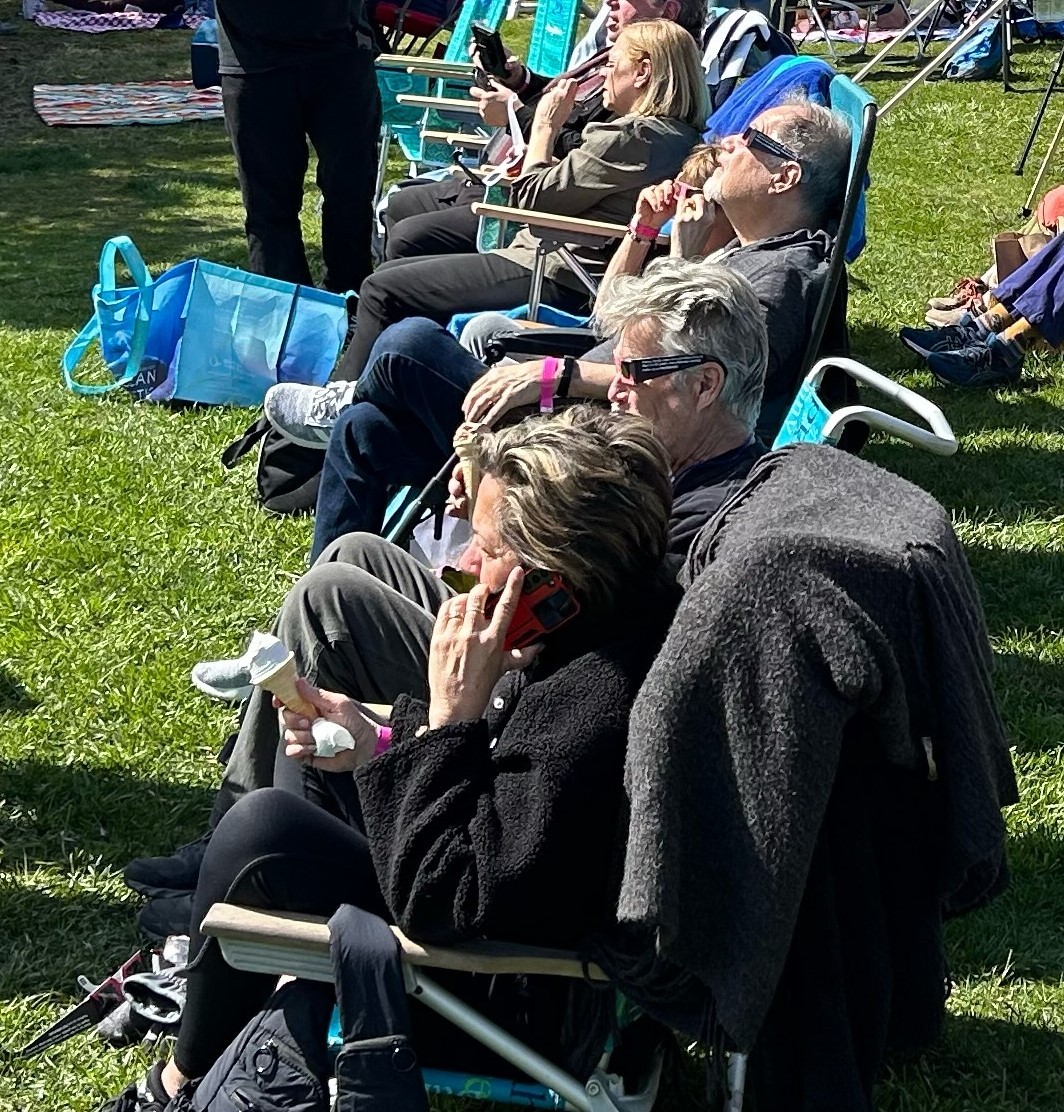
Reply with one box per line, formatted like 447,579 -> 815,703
618,445 -> 1018,1054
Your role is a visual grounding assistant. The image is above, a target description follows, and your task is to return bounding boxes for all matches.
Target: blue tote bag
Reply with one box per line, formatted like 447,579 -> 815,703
62,236 -> 348,407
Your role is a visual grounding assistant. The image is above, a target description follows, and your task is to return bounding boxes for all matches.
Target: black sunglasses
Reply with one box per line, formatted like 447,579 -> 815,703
619,353 -> 727,384
742,125 -> 802,164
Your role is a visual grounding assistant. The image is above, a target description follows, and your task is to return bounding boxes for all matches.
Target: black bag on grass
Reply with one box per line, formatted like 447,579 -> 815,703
186,980 -> 334,1112
221,415 -> 323,516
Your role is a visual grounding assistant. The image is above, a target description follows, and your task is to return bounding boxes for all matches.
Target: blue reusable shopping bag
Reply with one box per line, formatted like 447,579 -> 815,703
62,236 -> 347,407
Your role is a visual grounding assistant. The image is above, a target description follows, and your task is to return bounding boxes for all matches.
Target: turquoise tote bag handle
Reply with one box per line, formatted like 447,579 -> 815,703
62,236 -> 155,396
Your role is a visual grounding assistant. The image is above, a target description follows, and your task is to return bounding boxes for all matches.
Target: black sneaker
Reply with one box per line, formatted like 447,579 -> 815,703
927,335 -> 1024,389
137,893 -> 195,941
100,1062 -> 172,1112
899,317 -> 982,359
123,833 -> 210,899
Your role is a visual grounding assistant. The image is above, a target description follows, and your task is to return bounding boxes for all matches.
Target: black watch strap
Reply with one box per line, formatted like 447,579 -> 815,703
556,355 -> 575,400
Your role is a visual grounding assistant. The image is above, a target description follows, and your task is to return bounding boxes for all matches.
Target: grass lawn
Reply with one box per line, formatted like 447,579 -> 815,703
0,4 -> 1062,1110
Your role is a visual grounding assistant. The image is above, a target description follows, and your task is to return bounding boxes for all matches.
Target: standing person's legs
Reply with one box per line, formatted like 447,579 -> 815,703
383,177 -> 485,261
302,47 -> 382,293
210,534 -> 452,824
310,318 -> 487,558
338,252 -> 590,378
221,69 -> 314,286
175,788 -> 390,1080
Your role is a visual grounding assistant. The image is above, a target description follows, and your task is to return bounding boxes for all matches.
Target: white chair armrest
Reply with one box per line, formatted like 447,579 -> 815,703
395,94 -> 482,115
472,202 -> 668,244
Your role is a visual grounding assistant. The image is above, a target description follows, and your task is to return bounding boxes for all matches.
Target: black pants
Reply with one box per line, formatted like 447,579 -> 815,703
339,252 -> 590,378
221,49 -> 381,294
176,785 -> 388,1078
382,176 -> 484,261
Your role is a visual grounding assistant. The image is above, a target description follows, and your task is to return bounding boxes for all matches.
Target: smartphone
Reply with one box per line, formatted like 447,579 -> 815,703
471,21 -> 509,81
437,566 -> 581,650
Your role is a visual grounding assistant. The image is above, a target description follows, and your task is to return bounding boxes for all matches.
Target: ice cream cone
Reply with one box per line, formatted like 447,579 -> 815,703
453,423 -> 481,519
254,655 -> 317,719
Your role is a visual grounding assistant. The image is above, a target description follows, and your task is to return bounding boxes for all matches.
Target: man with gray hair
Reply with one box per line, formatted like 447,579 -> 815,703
125,263 -> 770,921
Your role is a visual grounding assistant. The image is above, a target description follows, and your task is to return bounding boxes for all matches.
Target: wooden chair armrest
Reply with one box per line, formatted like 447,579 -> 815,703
202,904 -> 606,981
472,203 -> 669,245
377,55 -> 472,76
395,94 -> 482,115
422,130 -> 491,148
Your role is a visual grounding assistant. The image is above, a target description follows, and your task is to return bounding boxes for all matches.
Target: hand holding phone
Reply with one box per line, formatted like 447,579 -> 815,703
471,22 -> 510,81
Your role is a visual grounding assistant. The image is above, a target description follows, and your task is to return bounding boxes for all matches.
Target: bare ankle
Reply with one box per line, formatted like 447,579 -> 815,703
161,1059 -> 188,1099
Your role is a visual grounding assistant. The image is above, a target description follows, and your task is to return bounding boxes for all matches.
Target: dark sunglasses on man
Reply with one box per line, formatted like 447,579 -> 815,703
619,353 -> 728,384
742,125 -> 802,164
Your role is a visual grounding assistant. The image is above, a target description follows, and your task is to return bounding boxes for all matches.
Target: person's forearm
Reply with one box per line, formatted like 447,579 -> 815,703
600,232 -> 653,295
571,360 -> 614,399
524,121 -> 559,169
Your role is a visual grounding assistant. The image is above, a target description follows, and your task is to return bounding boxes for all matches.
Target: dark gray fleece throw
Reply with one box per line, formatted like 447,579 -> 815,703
618,445 -> 1018,1054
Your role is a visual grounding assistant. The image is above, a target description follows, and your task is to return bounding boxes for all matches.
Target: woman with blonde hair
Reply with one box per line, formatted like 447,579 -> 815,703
325,18 -> 708,382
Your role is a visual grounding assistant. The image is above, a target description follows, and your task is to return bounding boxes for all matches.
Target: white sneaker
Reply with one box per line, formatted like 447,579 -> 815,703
190,631 -> 275,703
263,380 -> 358,450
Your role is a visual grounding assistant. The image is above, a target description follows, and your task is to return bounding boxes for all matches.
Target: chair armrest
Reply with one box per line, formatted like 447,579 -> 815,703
487,327 -> 598,361
422,130 -> 490,148
202,904 -> 607,981
395,94 -> 482,115
472,203 -> 667,245
377,55 -> 472,77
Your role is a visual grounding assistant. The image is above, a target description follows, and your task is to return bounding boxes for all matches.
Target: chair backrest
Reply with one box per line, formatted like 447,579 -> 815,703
798,73 -> 876,376
526,0 -> 585,77
443,0 -> 510,62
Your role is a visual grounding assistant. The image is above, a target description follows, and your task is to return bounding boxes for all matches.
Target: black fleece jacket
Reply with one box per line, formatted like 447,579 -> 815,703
355,592 -> 677,949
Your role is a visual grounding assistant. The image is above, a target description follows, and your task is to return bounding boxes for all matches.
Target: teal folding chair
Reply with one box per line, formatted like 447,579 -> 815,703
773,357 -> 958,454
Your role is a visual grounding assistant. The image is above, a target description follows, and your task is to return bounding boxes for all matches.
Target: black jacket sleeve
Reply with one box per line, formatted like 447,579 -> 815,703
354,647 -> 647,948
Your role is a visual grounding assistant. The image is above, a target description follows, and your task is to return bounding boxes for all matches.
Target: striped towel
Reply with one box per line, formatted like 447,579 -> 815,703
33,81 -> 222,126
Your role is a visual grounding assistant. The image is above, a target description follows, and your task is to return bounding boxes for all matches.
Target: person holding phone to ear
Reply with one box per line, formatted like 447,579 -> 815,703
103,406 -> 680,1112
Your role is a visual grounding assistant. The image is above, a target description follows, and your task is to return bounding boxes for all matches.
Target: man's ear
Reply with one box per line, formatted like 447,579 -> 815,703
769,161 -> 802,195
694,363 -> 726,410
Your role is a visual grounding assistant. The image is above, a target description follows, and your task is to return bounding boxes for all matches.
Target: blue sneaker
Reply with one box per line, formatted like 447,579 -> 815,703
899,316 -> 983,359
926,335 -> 1023,389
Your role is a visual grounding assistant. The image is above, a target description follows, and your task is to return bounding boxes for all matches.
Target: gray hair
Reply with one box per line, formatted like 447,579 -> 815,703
595,258 -> 769,434
762,97 -> 852,230
472,406 -> 672,617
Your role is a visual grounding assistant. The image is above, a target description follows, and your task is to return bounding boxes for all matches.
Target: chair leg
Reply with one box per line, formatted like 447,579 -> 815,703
724,1052 -> 748,1112
527,247 -> 548,323
808,2 -> 842,63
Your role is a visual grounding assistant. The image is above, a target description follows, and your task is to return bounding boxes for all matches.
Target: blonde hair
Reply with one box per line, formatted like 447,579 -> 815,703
619,20 -> 709,131
678,142 -> 719,189
472,407 -> 672,617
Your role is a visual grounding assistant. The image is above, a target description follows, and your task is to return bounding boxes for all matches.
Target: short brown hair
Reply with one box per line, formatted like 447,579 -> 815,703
472,407 -> 672,616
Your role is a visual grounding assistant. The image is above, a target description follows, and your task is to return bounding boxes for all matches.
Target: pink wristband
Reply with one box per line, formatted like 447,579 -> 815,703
540,356 -> 560,413
373,724 -> 393,757
628,219 -> 659,243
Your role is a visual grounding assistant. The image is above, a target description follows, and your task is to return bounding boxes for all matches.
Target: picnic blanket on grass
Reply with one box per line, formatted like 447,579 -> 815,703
33,8 -> 207,32
34,81 -> 222,126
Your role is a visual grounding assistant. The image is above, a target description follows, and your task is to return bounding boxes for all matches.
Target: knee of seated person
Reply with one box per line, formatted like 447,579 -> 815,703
213,788 -> 301,849
371,316 -> 452,362
314,530 -> 392,568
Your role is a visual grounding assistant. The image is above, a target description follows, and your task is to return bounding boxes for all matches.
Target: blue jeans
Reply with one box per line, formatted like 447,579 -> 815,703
310,317 -> 487,561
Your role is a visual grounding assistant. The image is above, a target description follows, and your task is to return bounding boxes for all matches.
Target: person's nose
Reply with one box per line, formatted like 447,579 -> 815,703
458,544 -> 481,576
608,374 -> 627,405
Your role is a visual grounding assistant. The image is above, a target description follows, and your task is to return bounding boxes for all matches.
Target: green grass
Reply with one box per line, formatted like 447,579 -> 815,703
0,5 -> 1062,1110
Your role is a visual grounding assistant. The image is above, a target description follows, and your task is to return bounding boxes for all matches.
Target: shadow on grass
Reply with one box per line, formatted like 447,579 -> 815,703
0,668 -> 38,715
1,758 -> 213,871
878,1012 -> 1064,1109
0,885 -> 141,1002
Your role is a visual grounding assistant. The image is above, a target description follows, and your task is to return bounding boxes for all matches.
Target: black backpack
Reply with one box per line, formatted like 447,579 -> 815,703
221,415 -> 323,516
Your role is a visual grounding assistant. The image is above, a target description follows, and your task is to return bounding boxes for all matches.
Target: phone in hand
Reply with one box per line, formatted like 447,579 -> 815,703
471,21 -> 509,83
438,566 -> 581,651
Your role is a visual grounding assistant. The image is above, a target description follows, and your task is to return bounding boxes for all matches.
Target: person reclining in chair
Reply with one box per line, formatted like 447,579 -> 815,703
266,96 -> 851,500
104,407 -> 680,1112
124,261 -> 769,934
379,0 -> 708,262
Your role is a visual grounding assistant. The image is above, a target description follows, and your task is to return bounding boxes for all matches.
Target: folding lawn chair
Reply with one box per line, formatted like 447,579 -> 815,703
771,357 -> 958,453
201,905 -> 709,1110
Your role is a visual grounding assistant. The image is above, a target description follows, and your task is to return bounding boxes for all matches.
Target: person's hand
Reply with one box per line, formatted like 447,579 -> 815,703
532,78 -> 578,133
670,193 -> 719,260
470,46 -> 526,91
468,80 -> 517,128
633,179 -> 686,230
447,460 -> 470,519
427,571 -> 542,729
276,678 -> 379,772
462,360 -> 544,423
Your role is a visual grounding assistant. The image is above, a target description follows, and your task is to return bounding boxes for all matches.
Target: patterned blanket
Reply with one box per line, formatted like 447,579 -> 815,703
33,81 -> 222,126
33,8 -> 207,32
